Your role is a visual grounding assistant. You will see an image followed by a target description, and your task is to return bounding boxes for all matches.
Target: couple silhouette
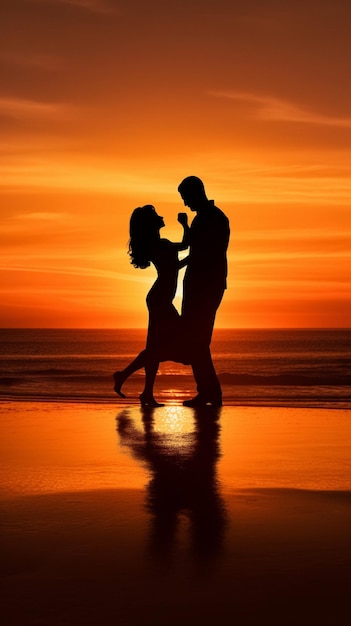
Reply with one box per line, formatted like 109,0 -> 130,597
113,176 -> 230,407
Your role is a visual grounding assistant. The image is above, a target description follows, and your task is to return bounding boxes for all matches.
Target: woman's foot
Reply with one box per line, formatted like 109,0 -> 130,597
139,392 -> 164,408
113,372 -> 126,398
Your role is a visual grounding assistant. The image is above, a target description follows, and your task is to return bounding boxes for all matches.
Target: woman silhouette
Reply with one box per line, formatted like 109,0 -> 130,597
113,205 -> 189,407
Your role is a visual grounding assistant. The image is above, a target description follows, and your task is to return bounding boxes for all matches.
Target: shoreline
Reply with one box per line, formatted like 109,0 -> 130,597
1,396 -> 351,409
2,401 -> 351,496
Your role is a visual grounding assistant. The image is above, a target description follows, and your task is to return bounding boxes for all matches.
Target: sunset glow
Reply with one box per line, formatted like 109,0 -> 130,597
1,0 -> 351,328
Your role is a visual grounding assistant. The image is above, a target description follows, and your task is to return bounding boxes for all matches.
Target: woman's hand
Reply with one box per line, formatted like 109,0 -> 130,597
177,212 -> 188,227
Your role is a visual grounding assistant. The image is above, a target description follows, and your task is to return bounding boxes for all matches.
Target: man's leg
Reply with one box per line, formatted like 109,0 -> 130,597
182,289 -> 224,406
191,344 -> 222,401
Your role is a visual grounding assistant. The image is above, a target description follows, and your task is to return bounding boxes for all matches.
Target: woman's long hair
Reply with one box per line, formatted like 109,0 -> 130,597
129,205 -> 159,269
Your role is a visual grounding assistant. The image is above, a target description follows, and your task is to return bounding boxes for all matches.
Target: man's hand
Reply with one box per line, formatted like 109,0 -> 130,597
178,212 -> 188,227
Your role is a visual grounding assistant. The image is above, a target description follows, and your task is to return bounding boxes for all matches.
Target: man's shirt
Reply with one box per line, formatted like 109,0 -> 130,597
184,200 -> 230,293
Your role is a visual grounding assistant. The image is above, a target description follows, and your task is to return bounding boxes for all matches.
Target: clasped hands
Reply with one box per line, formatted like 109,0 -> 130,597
177,212 -> 188,227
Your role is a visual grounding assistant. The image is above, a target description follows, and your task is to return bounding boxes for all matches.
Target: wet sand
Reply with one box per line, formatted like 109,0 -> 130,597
1,402 -> 351,625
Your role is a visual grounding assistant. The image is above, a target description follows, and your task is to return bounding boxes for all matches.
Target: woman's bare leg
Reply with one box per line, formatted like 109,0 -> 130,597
139,358 -> 164,407
113,349 -> 147,397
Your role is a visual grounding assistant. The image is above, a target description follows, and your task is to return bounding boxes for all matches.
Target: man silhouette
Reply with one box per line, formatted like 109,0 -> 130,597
178,176 -> 230,407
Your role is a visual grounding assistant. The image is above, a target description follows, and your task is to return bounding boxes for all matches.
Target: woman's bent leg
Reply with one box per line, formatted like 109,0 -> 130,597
113,349 -> 147,397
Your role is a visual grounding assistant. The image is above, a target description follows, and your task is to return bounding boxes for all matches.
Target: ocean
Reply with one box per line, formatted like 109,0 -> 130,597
0,328 -> 350,408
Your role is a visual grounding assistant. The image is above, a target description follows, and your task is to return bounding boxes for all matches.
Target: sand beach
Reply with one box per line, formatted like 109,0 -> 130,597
1,401 -> 351,625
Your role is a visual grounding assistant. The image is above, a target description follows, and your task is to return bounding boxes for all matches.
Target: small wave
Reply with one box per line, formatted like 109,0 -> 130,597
218,372 -> 351,386
0,377 -> 22,386
1,370 -> 350,388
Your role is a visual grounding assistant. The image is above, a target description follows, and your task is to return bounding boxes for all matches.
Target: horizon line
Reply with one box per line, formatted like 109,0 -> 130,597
1,327 -> 350,331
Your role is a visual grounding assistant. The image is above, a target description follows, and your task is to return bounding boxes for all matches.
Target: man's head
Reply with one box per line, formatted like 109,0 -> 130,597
178,176 -> 207,211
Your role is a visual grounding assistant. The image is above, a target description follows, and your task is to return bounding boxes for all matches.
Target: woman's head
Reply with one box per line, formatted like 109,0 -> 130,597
129,205 -> 164,268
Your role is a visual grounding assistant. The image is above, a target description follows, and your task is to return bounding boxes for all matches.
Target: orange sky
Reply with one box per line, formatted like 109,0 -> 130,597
1,0 -> 351,328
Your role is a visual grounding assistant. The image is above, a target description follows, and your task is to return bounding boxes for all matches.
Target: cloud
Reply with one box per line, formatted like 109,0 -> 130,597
1,150 -> 351,207
0,52 -> 62,71
13,212 -> 68,222
0,97 -> 74,121
29,0 -> 119,15
0,263 -> 150,285
210,91 -> 351,128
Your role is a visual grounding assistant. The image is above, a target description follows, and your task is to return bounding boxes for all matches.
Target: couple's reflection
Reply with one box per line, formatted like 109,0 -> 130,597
116,407 -> 227,566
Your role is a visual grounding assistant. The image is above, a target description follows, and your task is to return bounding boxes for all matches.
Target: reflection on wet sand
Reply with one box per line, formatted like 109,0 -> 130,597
2,403 -> 351,625
116,407 -> 227,565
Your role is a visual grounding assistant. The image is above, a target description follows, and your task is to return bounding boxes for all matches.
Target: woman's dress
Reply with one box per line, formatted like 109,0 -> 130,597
146,239 -> 186,363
